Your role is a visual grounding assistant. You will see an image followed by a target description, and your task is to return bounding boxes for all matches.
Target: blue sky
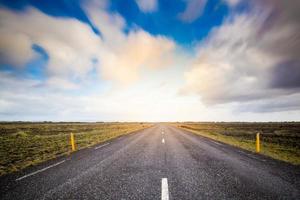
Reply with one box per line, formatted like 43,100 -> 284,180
0,0 -> 231,44
0,0 -> 299,121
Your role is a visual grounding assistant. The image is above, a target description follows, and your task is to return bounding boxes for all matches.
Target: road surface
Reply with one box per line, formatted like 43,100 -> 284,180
0,124 -> 299,199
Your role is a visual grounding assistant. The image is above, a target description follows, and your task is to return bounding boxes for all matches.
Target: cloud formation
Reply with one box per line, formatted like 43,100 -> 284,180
0,2 -> 176,87
0,7 -> 102,88
178,0 -> 207,23
0,0 -> 299,121
135,0 -> 158,13
237,93 -> 300,113
224,0 -> 241,7
182,0 -> 300,111
85,1 -> 175,84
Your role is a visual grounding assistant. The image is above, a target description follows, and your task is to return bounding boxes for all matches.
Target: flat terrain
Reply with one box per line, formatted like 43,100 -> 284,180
174,122 -> 300,165
0,122 -> 151,175
0,124 -> 299,199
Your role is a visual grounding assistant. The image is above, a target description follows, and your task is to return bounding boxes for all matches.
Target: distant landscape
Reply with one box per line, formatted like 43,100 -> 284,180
174,122 -> 300,165
0,122 -> 152,176
1,121 -> 299,176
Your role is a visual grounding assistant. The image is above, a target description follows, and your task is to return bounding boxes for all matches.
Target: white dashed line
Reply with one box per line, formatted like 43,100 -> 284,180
94,143 -> 110,150
162,138 -> 165,144
161,178 -> 169,200
16,160 -> 66,181
211,141 -> 222,146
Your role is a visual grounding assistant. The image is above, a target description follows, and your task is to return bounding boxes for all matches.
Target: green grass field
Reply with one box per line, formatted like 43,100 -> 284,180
0,122 -> 152,176
173,122 -> 300,165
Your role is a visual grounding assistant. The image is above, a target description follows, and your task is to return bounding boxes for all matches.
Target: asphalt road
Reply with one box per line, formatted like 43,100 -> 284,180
0,124 -> 299,199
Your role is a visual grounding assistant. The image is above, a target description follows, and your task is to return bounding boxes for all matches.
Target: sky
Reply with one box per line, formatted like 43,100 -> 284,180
0,0 -> 299,122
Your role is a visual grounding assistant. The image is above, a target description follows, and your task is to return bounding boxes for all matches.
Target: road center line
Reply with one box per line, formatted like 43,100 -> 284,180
16,160 -> 66,181
94,143 -> 110,150
162,138 -> 165,144
161,178 -> 169,200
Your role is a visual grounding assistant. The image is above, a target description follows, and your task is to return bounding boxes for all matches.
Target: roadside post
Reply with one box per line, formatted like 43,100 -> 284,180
256,133 -> 260,153
70,133 -> 76,151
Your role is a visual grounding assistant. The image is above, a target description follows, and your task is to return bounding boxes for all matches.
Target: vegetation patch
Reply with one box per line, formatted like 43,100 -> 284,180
173,122 -> 300,165
0,122 -> 152,176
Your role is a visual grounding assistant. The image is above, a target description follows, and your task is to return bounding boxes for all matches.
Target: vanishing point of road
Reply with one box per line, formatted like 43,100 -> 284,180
0,124 -> 299,199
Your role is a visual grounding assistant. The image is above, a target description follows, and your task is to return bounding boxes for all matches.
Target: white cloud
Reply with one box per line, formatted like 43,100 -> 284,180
224,0 -> 241,7
182,0 -> 300,112
1,69 -> 299,121
0,3 -> 176,87
0,0 -> 299,121
135,0 -> 158,13
0,31 -> 38,67
178,0 -> 207,23
0,7 -> 101,86
0,70 -> 199,122
84,1 -> 176,85
0,3 -> 184,121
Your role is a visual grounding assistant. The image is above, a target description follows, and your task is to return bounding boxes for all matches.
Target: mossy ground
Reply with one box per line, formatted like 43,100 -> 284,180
172,122 -> 300,165
0,122 -> 152,176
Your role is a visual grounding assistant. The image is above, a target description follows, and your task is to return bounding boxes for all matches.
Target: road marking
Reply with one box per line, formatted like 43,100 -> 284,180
211,141 -> 222,146
161,178 -> 169,200
94,143 -> 110,150
162,138 -> 165,144
16,160 -> 66,181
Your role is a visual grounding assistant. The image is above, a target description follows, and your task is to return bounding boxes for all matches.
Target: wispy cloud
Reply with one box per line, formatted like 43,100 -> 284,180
181,0 -> 300,112
0,1 -> 184,121
178,0 -> 207,23
0,7 -> 101,89
0,0 -> 299,121
0,1 -> 177,87
135,0 -> 158,13
84,1 -> 176,84
223,0 -> 241,7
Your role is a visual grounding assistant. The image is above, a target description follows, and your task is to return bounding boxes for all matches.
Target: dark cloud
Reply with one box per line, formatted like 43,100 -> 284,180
183,0 -> 300,112
270,60 -> 300,89
259,0 -> 300,91
237,93 -> 300,113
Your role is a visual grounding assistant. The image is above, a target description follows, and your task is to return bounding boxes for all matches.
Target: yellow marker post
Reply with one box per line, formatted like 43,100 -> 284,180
256,132 -> 260,153
70,133 -> 76,151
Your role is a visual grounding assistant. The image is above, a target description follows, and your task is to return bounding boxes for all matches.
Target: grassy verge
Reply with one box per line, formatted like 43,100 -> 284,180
172,122 -> 300,165
0,122 -> 152,176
